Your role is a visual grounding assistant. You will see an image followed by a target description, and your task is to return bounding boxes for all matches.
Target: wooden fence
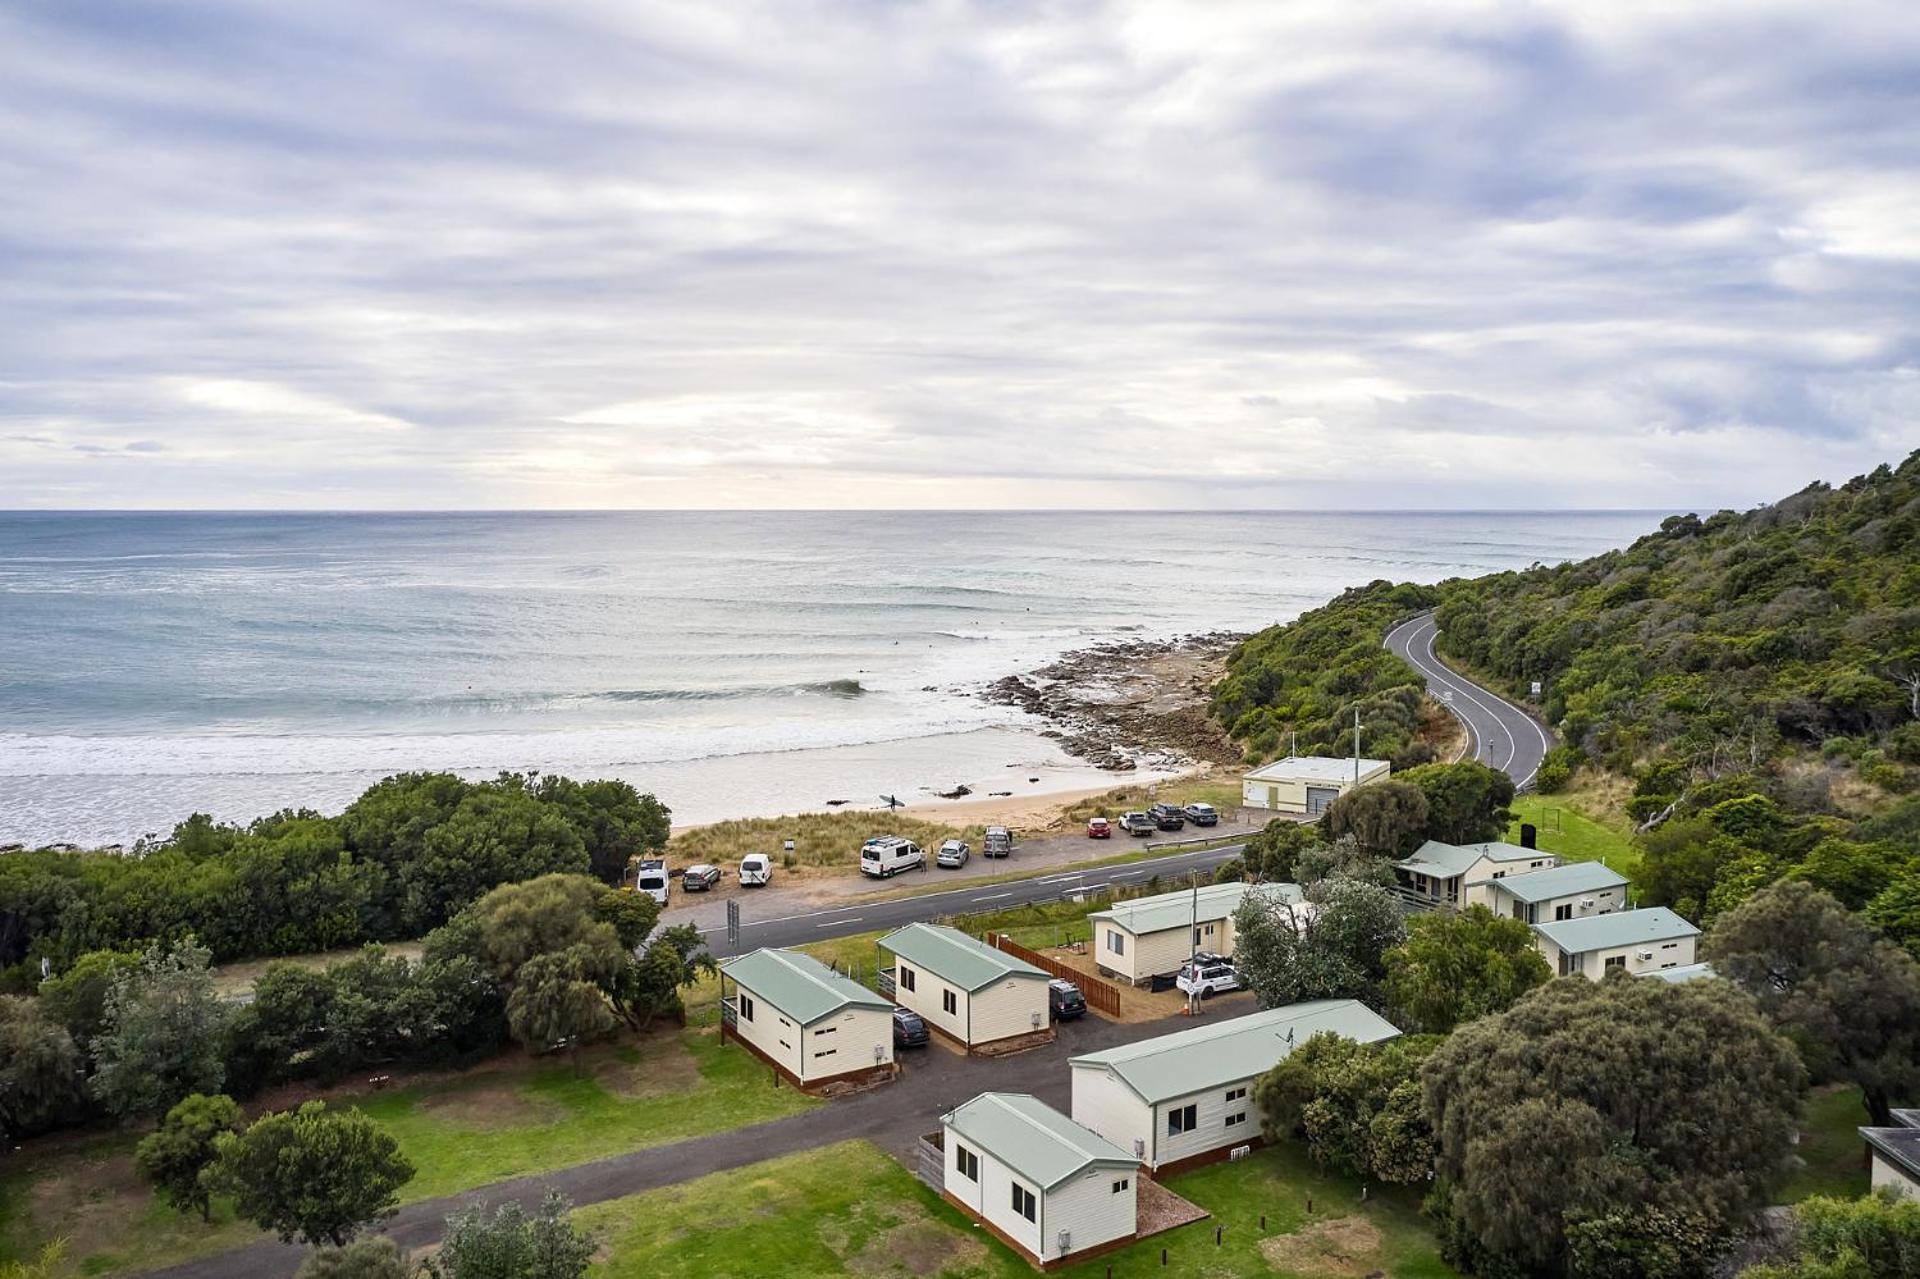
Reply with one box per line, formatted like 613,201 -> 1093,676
984,932 -> 1123,1017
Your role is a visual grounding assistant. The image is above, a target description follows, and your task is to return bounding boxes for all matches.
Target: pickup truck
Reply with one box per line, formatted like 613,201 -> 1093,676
1118,811 -> 1156,837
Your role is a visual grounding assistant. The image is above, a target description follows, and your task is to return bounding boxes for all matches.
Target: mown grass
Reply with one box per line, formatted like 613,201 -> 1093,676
671,810 -> 981,871
1779,1085 -> 1872,1203
575,1136 -> 1454,1278
1056,776 -> 1244,828
1508,794 -> 1642,882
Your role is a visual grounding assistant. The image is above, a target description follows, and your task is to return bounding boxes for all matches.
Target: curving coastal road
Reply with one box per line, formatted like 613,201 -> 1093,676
1384,611 -> 1553,791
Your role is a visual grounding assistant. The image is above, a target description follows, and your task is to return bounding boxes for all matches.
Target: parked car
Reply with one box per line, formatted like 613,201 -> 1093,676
936,839 -> 971,869
1085,816 -> 1113,839
1048,978 -> 1088,1021
1182,802 -> 1220,827
1147,803 -> 1186,831
739,852 -> 772,886
983,825 -> 1014,858
681,863 -> 723,892
859,836 -> 926,878
1119,811 -> 1155,836
892,1006 -> 930,1048
1176,957 -> 1242,999
633,857 -> 669,904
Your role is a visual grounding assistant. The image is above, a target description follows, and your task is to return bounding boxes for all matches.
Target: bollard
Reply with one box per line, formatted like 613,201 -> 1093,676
1261,1214 -> 1267,1229
1307,1196 -> 1313,1215
1161,1247 -> 1167,1266
1215,1226 -> 1223,1247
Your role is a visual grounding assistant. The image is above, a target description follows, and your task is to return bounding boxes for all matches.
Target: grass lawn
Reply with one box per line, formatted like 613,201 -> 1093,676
0,1027 -> 817,1275
1779,1085 -> 1872,1203
672,811 -> 982,871
577,1137 -> 1454,1279
1507,794 -> 1642,882
1057,776 -> 1244,828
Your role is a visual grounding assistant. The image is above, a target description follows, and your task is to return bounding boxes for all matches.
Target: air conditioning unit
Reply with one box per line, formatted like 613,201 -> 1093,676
1056,1230 -> 1072,1255
1578,898 -> 1595,909
1230,1144 -> 1252,1161
1133,1138 -> 1146,1160
1636,949 -> 1655,962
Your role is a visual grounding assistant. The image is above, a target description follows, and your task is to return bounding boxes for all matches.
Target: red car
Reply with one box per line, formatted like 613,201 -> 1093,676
1086,817 -> 1113,839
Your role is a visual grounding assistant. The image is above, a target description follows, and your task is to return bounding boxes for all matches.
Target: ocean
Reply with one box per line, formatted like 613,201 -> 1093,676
0,510 -> 1662,846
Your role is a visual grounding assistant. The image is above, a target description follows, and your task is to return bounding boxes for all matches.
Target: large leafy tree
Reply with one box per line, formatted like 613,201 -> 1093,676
214,1101 -> 415,1247
506,946 -> 619,1054
531,775 -> 671,886
1422,976 -> 1806,1278
1233,877 -> 1406,1009
402,790 -> 588,933
36,948 -> 140,1054
1241,820 -> 1324,883
1382,905 -> 1551,1033
423,1190 -> 594,1279
1397,760 -> 1516,846
613,924 -> 717,1030
90,940 -> 229,1121
1739,1191 -> 1920,1279
0,996 -> 82,1141
1704,881 -> 1920,1127
1255,1032 -> 1441,1184
463,874 -> 644,982
135,1093 -> 244,1222
1322,781 -> 1430,859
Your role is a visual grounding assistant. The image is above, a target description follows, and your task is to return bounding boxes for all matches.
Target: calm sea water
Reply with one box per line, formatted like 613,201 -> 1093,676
0,510 -> 1661,845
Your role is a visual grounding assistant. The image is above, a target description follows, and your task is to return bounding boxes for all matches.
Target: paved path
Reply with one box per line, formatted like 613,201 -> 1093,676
1384,612 -> 1553,791
142,996 -> 1257,1279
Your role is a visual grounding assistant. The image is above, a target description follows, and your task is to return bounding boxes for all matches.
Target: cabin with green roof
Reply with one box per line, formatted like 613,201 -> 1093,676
1069,1000 -> 1399,1172
1478,859 -> 1629,924
717,947 -> 895,1090
1530,906 -> 1701,979
1395,838 -> 1558,908
1088,880 -> 1305,986
939,1091 -> 1141,1267
878,922 -> 1052,1050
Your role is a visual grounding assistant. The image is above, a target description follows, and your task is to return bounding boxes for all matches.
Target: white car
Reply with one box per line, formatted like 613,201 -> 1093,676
1176,956 -> 1242,999
936,839 -> 970,868
739,853 -> 772,886
633,857 -> 669,905
858,836 -> 926,878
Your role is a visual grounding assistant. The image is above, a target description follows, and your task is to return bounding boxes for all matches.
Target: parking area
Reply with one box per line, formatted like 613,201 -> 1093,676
1029,940 -> 1258,1023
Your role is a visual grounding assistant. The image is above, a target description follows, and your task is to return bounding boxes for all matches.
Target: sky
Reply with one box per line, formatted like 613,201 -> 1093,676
1,0 -> 1916,511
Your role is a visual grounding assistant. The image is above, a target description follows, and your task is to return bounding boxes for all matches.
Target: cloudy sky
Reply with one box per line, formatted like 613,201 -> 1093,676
2,0 -> 1915,510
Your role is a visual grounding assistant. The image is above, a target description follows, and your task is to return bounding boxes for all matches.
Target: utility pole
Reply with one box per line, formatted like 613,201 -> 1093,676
1353,708 -> 1361,784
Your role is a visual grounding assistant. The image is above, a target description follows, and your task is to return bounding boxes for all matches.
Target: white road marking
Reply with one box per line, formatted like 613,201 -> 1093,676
974,892 -> 1013,901
1393,613 -> 1552,789
818,916 -> 860,928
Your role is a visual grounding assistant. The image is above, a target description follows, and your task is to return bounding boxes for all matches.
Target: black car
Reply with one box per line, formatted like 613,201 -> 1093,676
1048,978 -> 1087,1021
1147,803 -> 1186,831
892,1006 -> 929,1048
1182,802 -> 1220,827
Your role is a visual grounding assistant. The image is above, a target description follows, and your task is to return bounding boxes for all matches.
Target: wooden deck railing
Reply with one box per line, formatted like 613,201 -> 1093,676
983,933 -> 1123,1017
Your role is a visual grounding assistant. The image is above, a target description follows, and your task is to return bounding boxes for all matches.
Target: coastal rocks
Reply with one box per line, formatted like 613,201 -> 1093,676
935,784 -> 973,800
981,632 -> 1245,772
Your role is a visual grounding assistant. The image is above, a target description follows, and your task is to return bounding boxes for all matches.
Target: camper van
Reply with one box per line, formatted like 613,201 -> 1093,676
739,853 -> 772,886
983,826 -> 1014,858
634,857 -> 670,905
859,836 -> 925,878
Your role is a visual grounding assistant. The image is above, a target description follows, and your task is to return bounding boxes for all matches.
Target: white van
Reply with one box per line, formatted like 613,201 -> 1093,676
858,836 -> 925,878
739,853 -> 772,886
634,857 -> 670,905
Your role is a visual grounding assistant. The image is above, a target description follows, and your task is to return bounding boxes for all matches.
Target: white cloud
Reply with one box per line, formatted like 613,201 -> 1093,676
0,0 -> 1913,510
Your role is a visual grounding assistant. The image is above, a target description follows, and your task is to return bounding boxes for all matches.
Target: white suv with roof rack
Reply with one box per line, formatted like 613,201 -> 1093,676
859,836 -> 926,878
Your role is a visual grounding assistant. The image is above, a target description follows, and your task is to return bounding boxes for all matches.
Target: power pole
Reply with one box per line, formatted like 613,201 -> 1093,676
1353,708 -> 1361,784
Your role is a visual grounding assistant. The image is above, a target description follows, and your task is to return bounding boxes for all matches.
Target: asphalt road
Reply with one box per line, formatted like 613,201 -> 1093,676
701,838 -> 1248,958
1384,611 -> 1553,791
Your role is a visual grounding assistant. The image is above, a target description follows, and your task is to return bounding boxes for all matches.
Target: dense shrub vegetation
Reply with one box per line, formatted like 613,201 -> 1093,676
0,772 -> 669,980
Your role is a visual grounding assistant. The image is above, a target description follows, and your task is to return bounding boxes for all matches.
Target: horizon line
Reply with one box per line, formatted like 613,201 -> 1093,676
0,505 -> 1684,517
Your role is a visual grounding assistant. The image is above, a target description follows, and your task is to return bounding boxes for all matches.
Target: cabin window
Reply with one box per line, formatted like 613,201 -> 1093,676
738,995 -> 754,1023
1225,1111 -> 1247,1128
1168,1104 -> 1197,1136
900,966 -> 916,992
954,1144 -> 978,1182
1225,1086 -> 1246,1103
1106,930 -> 1124,956
1555,904 -> 1573,921
1111,1178 -> 1130,1193
1605,955 -> 1626,972
815,1025 -> 836,1036
1012,1184 -> 1037,1222
813,1047 -> 836,1059
943,989 -> 958,1016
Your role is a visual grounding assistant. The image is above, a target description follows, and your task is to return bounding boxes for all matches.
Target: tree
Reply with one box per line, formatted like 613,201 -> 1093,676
37,948 -> 140,1053
1866,868 -> 1920,960
505,946 -> 618,1054
402,789 -> 588,933
1382,905 -> 1551,1033
1322,780 -> 1429,858
1705,881 -> 1920,1127
463,874 -> 637,982
294,1236 -> 412,1279
1790,839 -> 1913,912
1422,976 -> 1806,1277
135,1093 -> 244,1222
1738,1190 -> 1920,1279
0,996 -> 81,1141
533,775 -> 671,886
423,1190 -> 594,1279
1233,878 -> 1406,1008
90,940 -> 229,1121
1398,760 -> 1516,845
214,1101 -> 415,1247
1254,1032 -> 1441,1184
611,924 -> 716,1029
1242,819 -> 1323,883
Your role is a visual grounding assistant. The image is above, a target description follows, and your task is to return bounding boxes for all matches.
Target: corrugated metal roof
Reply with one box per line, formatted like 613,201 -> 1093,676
1646,961 -> 1716,983
876,923 -> 1046,992
1480,861 -> 1627,903
1532,907 -> 1699,954
1088,881 -> 1303,937
1401,839 -> 1554,880
718,947 -> 891,1026
1069,1000 -> 1400,1105
1243,756 -> 1390,783
941,1092 -> 1138,1190
1862,1126 -> 1920,1180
